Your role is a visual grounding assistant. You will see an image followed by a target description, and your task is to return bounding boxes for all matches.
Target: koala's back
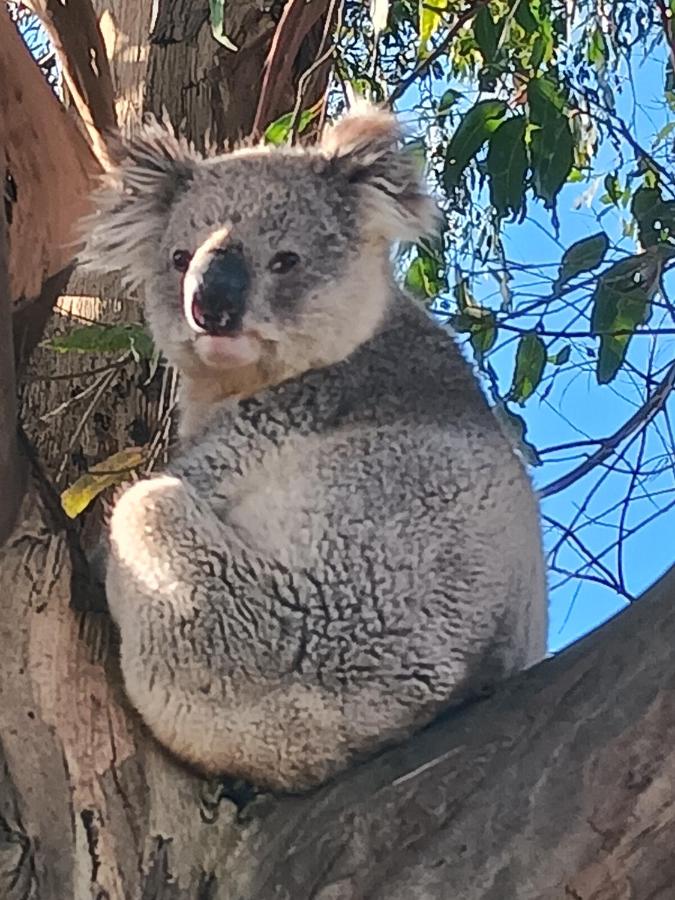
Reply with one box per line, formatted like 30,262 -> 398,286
107,294 -> 546,790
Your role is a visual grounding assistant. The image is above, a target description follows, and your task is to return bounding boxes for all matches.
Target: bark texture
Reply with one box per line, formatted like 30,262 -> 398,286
1,484 -> 673,899
0,4 -> 99,309
19,0 -> 335,490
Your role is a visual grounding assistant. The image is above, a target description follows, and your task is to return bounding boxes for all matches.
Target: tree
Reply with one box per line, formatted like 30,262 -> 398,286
1,1 -> 674,896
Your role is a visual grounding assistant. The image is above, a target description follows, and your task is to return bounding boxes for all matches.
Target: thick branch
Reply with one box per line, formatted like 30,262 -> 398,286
23,0 -> 117,162
252,0 -> 333,138
240,564 -> 675,899
0,154 -> 25,545
0,5 -> 100,308
1,480 -> 674,898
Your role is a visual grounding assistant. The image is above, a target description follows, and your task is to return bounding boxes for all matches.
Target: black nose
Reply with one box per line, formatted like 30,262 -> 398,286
191,249 -> 250,335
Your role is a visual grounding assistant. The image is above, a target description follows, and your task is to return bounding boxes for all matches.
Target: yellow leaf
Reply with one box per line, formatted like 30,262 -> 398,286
60,448 -> 145,519
419,0 -> 448,57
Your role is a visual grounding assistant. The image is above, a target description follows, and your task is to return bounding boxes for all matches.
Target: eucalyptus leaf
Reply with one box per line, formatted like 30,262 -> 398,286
553,231 -> 609,294
528,76 -> 574,207
631,185 -> 675,248
419,0 -> 446,56
61,448 -> 145,519
486,116 -> 528,219
590,255 -> 654,383
473,6 -> 499,64
509,332 -> 547,403
264,107 -> 319,145
45,324 -> 154,359
371,0 -> 390,36
444,99 -> 507,190
209,0 -> 238,50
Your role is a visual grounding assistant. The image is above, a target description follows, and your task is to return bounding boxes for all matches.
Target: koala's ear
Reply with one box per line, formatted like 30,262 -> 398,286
77,119 -> 200,289
321,102 -> 440,242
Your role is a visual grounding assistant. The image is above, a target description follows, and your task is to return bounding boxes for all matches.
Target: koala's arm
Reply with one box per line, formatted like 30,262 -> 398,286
105,471 -> 354,791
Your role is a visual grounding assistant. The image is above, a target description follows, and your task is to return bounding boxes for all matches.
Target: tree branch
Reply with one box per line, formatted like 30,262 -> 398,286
0,153 -> 25,545
23,0 -> 116,164
0,4 -> 100,348
388,0 -> 489,106
252,0 -> 333,138
539,358 -> 675,498
2,481 -> 675,896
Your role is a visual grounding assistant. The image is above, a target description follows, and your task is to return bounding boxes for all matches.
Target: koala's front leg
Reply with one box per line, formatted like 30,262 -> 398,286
104,475 -> 349,791
104,475 -> 241,633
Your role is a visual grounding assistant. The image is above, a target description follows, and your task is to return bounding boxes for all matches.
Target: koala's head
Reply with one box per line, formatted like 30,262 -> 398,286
79,104 -> 437,388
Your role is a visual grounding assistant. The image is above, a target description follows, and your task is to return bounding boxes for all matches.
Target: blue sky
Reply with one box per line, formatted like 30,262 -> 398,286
397,41 -> 675,652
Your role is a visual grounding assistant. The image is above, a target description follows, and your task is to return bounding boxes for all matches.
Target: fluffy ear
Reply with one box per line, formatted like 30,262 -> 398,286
77,118 -> 200,289
322,102 -> 440,242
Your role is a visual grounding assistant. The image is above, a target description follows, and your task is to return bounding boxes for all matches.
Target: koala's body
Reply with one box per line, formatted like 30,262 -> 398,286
81,105 -> 547,792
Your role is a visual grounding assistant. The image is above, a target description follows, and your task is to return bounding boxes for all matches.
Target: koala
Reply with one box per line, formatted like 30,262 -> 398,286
78,104 -> 547,792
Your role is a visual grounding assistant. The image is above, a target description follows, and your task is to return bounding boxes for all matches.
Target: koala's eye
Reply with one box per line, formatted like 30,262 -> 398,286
268,251 -> 300,274
172,249 -> 192,273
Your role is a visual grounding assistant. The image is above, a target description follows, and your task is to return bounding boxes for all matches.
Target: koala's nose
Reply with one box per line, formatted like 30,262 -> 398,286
190,248 -> 250,335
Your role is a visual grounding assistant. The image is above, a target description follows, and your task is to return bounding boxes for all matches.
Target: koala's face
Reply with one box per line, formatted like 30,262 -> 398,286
155,152 -> 360,374
80,105 -> 437,381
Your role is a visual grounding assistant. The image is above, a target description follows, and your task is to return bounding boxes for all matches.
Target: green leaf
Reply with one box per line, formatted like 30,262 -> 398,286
590,255 -> 654,383
451,305 -> 497,357
61,448 -> 145,519
509,331 -> 546,403
492,401 -> 542,466
469,314 -> 497,356
514,0 -> 539,34
419,0 -> 446,56
553,232 -> 610,294
438,88 -> 461,114
603,172 -> 622,205
473,6 -> 499,64
444,99 -> 507,190
404,253 -> 444,299
527,76 -> 574,208
45,324 -> 154,359
630,185 -> 675,248
530,16 -> 554,69
486,116 -> 528,218
548,345 -> 570,365
453,275 -> 476,311
209,0 -> 238,50
264,106 -> 319,145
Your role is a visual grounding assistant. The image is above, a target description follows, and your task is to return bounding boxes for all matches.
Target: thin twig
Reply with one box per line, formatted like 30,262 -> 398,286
656,0 -> 675,76
540,358 -> 675,499
289,0 -> 343,144
388,0 -> 489,106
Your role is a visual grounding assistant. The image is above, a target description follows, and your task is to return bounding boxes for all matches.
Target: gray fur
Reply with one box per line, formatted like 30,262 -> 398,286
80,105 -> 547,792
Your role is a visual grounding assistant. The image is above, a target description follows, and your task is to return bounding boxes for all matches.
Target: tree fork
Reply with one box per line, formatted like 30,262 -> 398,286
1,482 -> 673,898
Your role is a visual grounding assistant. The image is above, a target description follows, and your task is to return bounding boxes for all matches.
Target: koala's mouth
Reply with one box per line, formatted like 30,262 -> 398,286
193,329 -> 262,370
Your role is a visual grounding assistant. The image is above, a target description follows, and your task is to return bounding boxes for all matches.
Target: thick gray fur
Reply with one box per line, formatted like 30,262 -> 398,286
80,104 -> 547,792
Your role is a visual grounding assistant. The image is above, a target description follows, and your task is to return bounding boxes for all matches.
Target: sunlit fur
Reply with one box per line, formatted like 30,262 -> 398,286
78,106 -> 547,792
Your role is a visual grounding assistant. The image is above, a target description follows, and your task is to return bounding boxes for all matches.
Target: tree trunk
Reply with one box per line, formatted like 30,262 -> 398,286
6,3 -> 675,898
20,0 -> 333,490
1,482 -> 674,899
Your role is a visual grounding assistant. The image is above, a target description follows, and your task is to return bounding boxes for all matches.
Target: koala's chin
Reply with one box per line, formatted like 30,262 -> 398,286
193,332 -> 262,370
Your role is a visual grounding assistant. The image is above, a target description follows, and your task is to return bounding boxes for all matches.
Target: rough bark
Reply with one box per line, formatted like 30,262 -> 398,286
19,0 -> 335,491
0,147 -> 26,544
0,4 -> 100,308
1,482 -> 674,899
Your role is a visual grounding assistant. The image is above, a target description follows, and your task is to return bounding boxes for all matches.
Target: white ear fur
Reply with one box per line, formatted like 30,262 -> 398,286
322,102 -> 440,242
76,118 -> 200,290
